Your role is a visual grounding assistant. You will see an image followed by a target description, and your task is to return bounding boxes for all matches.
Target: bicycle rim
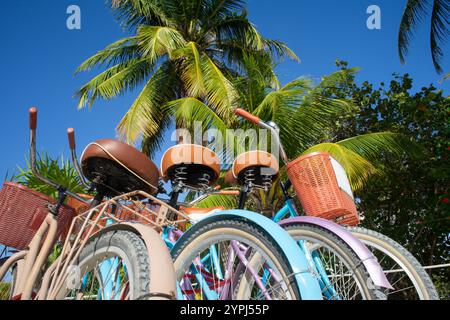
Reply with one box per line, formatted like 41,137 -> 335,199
55,230 -> 150,300
0,258 -> 17,300
284,224 -> 378,300
172,220 -> 301,300
350,227 -> 439,300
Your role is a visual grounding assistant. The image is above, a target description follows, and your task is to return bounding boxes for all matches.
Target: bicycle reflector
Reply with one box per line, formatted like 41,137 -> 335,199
286,152 -> 359,226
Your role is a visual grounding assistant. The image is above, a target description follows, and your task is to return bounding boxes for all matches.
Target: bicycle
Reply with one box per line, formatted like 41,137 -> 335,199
232,107 -> 439,300
152,143 -> 383,300
223,147 -> 390,299
0,108 -> 176,300
65,126 -> 325,300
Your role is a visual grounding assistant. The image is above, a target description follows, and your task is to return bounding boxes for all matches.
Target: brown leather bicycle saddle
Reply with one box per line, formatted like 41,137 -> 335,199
226,151 -> 279,187
81,139 -> 159,195
160,144 -> 221,189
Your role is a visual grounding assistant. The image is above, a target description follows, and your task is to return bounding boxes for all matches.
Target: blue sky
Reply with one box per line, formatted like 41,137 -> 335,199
0,0 -> 448,178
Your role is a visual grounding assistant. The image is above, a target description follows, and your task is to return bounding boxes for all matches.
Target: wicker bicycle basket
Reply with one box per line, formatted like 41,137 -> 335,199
286,152 -> 359,226
0,182 -> 75,250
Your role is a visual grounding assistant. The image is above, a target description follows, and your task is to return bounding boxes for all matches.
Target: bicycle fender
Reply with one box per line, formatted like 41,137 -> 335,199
100,223 -> 177,299
279,217 -> 393,289
174,210 -> 323,300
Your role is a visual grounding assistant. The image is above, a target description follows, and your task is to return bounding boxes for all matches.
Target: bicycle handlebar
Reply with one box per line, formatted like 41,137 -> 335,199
216,190 -> 240,196
234,108 -> 261,125
29,107 -> 37,130
67,128 -> 76,150
233,108 -> 289,164
66,128 -> 90,190
27,107 -> 90,204
29,108 -> 60,190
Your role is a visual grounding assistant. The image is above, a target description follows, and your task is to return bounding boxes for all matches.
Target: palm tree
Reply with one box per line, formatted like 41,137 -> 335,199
76,0 -> 297,155
398,0 -> 449,73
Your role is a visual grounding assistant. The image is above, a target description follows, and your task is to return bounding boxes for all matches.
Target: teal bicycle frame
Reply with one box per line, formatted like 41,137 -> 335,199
273,199 -> 340,299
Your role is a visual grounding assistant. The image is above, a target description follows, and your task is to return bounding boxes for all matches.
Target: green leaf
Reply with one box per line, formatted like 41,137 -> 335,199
14,154 -> 87,199
164,97 -> 228,133
336,132 -> 424,163
76,36 -> 140,73
430,0 -> 449,73
137,25 -> 186,61
117,61 -> 178,143
172,42 -> 206,97
302,143 -> 377,191
76,58 -> 153,109
195,193 -> 237,209
398,0 -> 430,65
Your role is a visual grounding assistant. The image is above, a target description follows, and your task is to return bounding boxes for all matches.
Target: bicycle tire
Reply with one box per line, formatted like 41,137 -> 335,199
55,230 -> 151,300
349,227 -> 439,300
283,222 -> 383,300
171,218 -> 302,300
0,256 -> 17,300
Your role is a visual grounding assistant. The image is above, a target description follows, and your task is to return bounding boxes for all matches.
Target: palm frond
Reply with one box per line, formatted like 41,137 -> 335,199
14,154 -> 87,199
117,61 -> 178,144
281,78 -> 312,91
263,39 -> 300,62
302,143 -> 377,191
200,54 -> 238,121
76,36 -> 140,73
214,44 -> 281,91
430,0 -> 450,73
110,0 -> 173,29
230,53 -> 280,112
336,132 -> 424,163
398,0 -> 430,64
203,0 -> 246,22
194,193 -> 238,209
137,25 -> 186,61
252,78 -> 310,120
76,58 -> 153,109
140,116 -> 173,157
164,97 -> 228,133
315,68 -> 360,92
210,12 -> 254,42
172,42 -> 206,97
281,97 -> 355,156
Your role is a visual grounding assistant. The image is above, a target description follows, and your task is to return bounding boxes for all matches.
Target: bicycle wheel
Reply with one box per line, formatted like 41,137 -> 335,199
55,230 -> 151,300
0,257 -> 17,300
349,227 -> 439,300
171,219 -> 301,300
283,222 -> 383,300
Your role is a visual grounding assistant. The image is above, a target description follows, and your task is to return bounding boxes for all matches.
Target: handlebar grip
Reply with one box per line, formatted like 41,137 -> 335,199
67,128 -> 76,150
217,190 -> 240,196
234,108 -> 260,125
29,107 -> 37,130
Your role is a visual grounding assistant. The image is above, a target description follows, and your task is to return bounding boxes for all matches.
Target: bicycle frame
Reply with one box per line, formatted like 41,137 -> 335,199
0,212 -> 58,299
0,108 -> 178,300
0,191 -> 181,300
